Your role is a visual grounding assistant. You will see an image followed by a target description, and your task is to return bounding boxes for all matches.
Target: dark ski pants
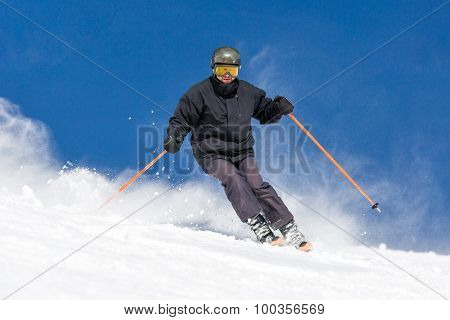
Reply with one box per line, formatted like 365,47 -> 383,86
204,156 -> 294,230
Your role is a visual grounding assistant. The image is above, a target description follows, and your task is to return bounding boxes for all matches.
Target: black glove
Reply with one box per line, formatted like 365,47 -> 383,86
163,133 -> 183,154
274,96 -> 294,116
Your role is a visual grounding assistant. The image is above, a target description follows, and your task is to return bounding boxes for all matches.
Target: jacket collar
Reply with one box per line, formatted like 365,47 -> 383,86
209,76 -> 239,99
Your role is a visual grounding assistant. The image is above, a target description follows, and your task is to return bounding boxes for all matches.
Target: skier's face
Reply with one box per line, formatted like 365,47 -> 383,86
213,64 -> 239,84
216,73 -> 235,84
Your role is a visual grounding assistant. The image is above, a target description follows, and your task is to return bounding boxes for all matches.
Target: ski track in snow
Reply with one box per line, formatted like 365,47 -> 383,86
1,192 -> 449,300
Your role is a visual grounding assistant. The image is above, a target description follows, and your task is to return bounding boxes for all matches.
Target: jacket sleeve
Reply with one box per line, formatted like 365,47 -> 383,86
167,93 -> 203,139
252,88 -> 283,125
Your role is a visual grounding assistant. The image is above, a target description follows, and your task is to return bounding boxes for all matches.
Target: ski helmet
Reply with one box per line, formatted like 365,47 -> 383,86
210,47 -> 241,68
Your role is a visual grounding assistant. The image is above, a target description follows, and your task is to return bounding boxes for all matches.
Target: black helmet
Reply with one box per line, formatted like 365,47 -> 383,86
211,47 -> 241,68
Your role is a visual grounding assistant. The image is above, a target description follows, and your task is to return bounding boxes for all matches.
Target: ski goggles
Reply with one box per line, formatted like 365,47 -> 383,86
214,64 -> 240,77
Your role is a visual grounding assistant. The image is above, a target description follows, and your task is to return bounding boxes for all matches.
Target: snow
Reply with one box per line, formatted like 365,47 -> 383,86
1,179 -> 449,300
1,98 -> 449,300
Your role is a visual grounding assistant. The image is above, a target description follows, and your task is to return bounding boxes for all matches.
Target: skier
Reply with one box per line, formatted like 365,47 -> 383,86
164,47 -> 312,252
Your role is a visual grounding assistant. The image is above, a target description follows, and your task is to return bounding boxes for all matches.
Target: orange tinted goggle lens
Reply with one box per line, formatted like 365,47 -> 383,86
215,65 -> 239,77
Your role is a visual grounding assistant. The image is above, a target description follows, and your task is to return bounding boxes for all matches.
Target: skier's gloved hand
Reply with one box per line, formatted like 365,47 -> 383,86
163,133 -> 183,154
274,96 -> 294,116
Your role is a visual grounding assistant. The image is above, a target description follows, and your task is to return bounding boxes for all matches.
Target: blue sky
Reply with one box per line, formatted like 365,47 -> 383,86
1,1 -> 449,250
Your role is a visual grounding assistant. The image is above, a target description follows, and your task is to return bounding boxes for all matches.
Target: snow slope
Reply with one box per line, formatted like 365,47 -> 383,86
1,98 -> 449,300
1,178 -> 449,300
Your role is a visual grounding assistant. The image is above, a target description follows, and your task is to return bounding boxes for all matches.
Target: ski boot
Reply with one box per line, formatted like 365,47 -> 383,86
247,213 -> 284,246
279,220 -> 312,252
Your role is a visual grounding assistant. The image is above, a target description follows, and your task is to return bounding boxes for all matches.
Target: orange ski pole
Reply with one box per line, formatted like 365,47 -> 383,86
288,113 -> 380,212
98,149 -> 167,209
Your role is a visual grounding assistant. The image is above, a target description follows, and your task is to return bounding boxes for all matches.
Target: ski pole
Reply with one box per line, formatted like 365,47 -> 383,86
288,113 -> 380,212
98,149 -> 167,209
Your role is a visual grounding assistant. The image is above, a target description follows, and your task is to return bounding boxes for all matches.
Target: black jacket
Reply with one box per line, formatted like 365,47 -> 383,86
168,76 -> 285,166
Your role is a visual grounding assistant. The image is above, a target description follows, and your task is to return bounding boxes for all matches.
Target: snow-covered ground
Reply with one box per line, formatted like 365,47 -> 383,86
1,98 -> 449,300
1,177 -> 449,299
